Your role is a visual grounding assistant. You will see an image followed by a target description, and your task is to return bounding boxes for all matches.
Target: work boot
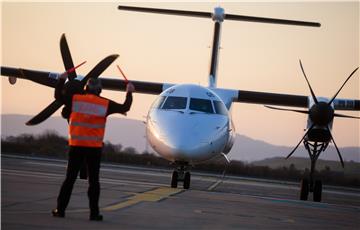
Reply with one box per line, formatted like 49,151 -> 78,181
52,209 -> 65,218
90,214 -> 103,221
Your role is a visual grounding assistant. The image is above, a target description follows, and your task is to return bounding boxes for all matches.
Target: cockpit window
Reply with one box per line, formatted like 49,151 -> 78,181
151,96 -> 166,109
190,98 -> 214,113
213,100 -> 228,115
162,96 -> 187,110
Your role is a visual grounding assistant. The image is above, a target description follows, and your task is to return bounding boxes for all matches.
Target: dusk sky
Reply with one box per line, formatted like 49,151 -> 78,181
1,1 -> 359,148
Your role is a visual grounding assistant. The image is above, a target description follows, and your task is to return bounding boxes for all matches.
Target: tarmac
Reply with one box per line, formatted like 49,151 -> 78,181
2,154 -> 360,229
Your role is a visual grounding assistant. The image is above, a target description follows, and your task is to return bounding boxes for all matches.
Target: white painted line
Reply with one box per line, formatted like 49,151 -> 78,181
207,180 -> 222,191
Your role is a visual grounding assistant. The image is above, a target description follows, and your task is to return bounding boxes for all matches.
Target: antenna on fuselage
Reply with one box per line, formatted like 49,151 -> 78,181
117,5 -> 320,88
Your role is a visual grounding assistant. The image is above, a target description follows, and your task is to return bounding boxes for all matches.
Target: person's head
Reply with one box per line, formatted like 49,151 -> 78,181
84,78 -> 102,95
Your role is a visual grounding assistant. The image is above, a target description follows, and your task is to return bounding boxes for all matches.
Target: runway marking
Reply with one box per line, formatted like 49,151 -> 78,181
2,168 -> 169,188
207,180 -> 223,191
26,161 -> 66,168
252,195 -> 360,212
103,187 -> 183,211
2,169 -> 64,179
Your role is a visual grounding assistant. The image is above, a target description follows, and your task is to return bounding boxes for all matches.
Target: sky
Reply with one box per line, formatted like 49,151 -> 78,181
1,1 -> 359,148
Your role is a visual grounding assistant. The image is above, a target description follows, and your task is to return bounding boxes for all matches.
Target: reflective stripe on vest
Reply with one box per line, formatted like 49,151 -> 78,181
69,121 -> 106,129
69,94 -> 109,147
72,101 -> 107,116
70,135 -> 103,141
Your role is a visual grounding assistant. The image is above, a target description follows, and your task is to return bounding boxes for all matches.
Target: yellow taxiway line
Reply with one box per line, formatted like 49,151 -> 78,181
103,187 -> 183,211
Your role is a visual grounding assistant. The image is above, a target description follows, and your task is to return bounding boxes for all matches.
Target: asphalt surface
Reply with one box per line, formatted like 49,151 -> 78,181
2,154 -> 360,229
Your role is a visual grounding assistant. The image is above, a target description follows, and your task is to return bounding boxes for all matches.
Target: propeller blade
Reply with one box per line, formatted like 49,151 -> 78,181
60,34 -> 77,81
225,14 -> 320,27
26,100 -> 63,126
117,5 -> 320,27
299,59 -> 318,104
328,67 -> 359,105
265,105 -> 309,114
334,113 -> 360,119
326,126 -> 344,168
81,54 -> 119,85
286,124 -> 314,159
118,5 -> 211,18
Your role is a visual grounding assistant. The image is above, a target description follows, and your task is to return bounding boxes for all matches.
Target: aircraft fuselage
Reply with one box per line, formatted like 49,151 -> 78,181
146,84 -> 235,164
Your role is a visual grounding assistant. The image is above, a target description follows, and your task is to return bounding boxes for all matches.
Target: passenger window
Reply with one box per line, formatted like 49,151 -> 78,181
162,96 -> 187,110
151,96 -> 166,109
190,98 -> 214,113
213,100 -> 228,115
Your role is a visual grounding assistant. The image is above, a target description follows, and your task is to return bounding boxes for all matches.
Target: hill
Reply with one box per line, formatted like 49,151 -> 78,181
1,114 -> 359,162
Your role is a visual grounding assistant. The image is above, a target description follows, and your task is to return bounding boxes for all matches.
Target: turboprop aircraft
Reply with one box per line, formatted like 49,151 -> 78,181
1,6 -> 359,201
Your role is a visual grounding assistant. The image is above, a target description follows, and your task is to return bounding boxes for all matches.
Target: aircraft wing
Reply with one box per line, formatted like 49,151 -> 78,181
212,88 -> 360,111
2,66 -> 359,111
1,66 -> 173,95
236,89 -> 360,111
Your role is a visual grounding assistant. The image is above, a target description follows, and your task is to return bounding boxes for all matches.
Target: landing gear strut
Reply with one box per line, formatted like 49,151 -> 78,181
299,140 -> 326,202
171,162 -> 191,189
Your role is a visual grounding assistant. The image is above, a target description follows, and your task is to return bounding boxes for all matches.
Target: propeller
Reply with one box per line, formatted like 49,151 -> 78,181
26,34 -> 119,126
266,60 -> 359,166
327,126 -> 344,168
118,5 -> 320,27
299,60 -> 318,104
26,61 -> 86,126
264,105 -> 309,114
286,124 -> 315,159
60,34 -> 77,81
328,67 -> 359,105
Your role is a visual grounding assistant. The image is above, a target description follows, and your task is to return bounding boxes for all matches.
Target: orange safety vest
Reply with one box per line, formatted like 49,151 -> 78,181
69,94 -> 109,147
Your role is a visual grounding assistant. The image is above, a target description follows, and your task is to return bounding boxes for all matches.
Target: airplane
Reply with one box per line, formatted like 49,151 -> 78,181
1,5 -> 359,202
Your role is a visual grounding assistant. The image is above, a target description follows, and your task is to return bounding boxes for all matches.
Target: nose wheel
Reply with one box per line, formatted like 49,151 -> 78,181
171,162 -> 191,189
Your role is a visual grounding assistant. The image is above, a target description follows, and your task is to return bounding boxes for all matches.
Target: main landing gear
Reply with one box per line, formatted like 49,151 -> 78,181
171,162 -> 191,189
299,140 -> 326,202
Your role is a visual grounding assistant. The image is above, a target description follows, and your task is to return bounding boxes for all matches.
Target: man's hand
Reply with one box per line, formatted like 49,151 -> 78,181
126,82 -> 135,93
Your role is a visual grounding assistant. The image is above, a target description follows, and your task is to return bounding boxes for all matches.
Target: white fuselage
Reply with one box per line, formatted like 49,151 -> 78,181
146,84 -> 235,164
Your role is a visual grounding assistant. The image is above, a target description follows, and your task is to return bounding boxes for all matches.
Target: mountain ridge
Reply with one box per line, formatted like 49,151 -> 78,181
1,114 -> 359,162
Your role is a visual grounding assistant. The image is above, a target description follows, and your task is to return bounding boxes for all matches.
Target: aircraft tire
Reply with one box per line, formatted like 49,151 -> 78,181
171,171 -> 178,188
300,178 -> 309,201
183,172 -> 191,189
313,180 -> 322,202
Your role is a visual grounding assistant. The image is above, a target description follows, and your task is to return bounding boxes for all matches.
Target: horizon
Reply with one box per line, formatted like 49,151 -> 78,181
1,2 -> 359,148
2,112 -> 360,148
2,114 -> 359,163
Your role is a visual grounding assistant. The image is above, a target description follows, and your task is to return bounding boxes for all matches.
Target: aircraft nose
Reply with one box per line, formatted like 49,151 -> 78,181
147,111 -> 229,162
163,128 -> 211,161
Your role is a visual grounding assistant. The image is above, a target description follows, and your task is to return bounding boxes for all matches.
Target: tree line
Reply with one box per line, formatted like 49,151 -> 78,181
1,131 -> 359,187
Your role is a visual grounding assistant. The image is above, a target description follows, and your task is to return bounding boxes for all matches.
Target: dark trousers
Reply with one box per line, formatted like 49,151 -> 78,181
56,146 -> 102,215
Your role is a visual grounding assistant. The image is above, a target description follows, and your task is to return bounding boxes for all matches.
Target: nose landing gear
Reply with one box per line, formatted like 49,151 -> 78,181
171,162 -> 191,189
